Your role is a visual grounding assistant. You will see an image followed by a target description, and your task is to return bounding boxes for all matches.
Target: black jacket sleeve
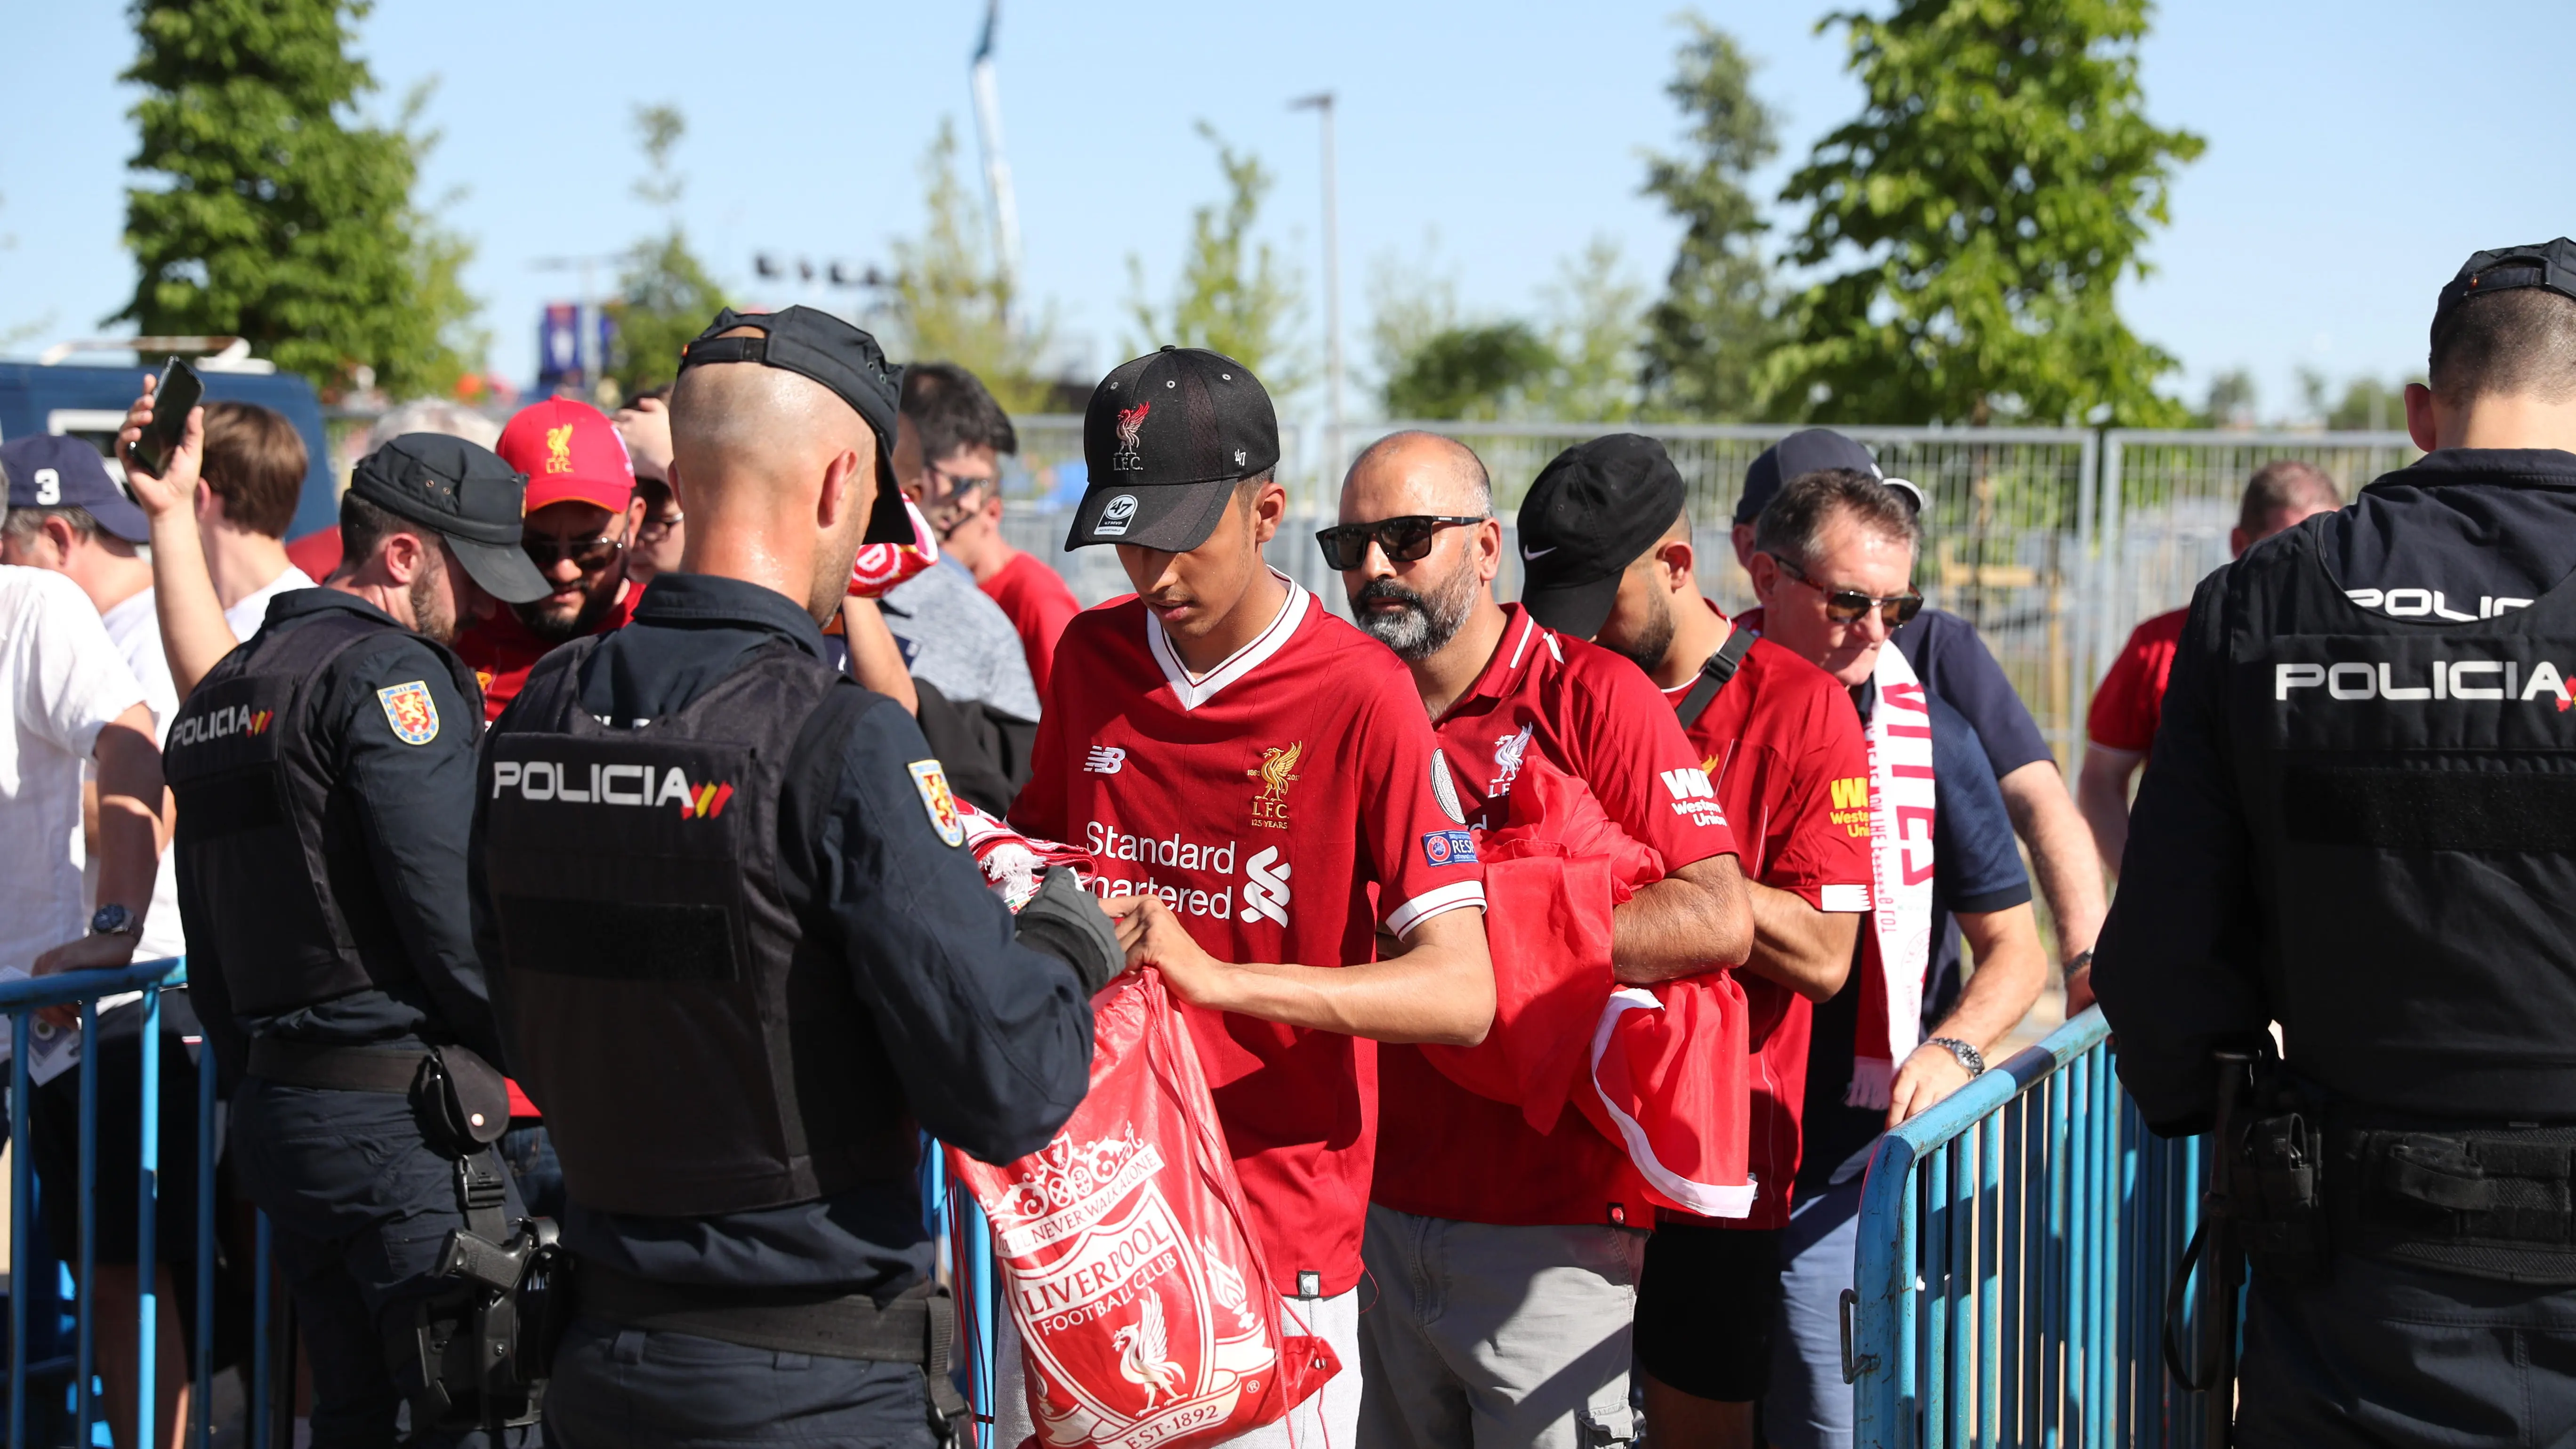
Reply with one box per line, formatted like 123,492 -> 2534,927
332,641 -> 504,1062
2093,567 -> 2275,1134
805,692 -> 1094,1166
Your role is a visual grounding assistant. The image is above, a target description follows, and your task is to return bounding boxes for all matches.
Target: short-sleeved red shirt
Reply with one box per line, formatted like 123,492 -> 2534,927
455,581 -> 638,723
1374,606 -> 1741,1226
2086,607 -> 2189,753
1012,578 -> 1487,1296
1666,602 -> 1873,1230
980,550 -> 1082,702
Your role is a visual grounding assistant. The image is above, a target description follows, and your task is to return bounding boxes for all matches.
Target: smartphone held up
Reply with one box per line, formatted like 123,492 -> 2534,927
125,356 -> 203,477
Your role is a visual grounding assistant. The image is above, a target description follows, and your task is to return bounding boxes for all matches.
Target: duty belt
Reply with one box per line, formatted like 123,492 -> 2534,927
247,1038 -> 431,1093
2331,1120 -> 2576,1283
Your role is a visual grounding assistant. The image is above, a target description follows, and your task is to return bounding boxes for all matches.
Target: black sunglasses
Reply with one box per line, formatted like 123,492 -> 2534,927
1768,552 -> 1924,627
1314,515 -> 1486,572
523,531 -> 626,571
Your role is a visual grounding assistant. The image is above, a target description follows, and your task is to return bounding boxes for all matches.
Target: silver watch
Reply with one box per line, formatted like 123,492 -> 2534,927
1924,1036 -> 1986,1076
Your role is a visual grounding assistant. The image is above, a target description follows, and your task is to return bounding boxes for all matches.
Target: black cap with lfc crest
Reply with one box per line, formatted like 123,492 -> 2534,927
1067,346 -> 1281,552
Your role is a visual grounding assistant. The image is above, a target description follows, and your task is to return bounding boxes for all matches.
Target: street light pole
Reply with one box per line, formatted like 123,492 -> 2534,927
1291,91 -> 1341,509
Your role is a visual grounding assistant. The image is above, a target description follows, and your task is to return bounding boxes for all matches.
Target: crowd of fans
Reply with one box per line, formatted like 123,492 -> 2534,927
0,334 -> 2350,1448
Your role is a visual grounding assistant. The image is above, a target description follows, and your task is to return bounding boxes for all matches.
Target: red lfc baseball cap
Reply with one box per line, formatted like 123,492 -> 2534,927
497,397 -> 636,515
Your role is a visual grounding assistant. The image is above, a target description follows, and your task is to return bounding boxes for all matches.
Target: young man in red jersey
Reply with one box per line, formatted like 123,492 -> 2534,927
1014,349 -> 1495,1449
2077,459 -> 2341,879
454,397 -> 647,721
1335,432 -> 1752,1449
1565,454 -> 1874,1449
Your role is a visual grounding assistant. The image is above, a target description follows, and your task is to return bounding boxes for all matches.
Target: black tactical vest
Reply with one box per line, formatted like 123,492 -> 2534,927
166,604 -> 482,1016
2226,525 -> 2576,1118
479,640 -> 915,1217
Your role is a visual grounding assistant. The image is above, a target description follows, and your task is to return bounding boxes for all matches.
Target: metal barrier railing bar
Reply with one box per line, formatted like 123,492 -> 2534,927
1851,1006 -> 2214,1449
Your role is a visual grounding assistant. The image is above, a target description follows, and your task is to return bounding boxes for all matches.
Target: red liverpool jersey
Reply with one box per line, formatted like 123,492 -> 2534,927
1667,602 -> 1873,1229
1013,577 -> 1488,1296
1375,605 -> 1740,1225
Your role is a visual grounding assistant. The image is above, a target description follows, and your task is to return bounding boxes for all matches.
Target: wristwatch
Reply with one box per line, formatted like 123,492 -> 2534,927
2064,949 -> 2095,974
1924,1036 -> 1986,1077
88,903 -> 142,939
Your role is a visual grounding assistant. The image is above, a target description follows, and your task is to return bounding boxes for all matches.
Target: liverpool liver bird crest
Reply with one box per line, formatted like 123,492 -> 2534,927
1113,1291 -> 1186,1407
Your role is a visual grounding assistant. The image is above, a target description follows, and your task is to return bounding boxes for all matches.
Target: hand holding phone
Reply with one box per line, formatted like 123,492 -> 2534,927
124,357 -> 203,478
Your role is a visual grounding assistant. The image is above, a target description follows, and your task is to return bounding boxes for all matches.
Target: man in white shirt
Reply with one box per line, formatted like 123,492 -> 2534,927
0,558 -> 187,1448
117,395 -> 316,698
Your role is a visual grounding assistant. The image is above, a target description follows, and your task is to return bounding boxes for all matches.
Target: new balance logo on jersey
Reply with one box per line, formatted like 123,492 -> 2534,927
492,759 -> 733,817
1086,745 -> 1128,774
1660,766 -> 1728,828
1242,846 -> 1291,926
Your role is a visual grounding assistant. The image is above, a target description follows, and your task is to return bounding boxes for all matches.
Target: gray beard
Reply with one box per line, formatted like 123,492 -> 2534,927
1353,566 -> 1480,662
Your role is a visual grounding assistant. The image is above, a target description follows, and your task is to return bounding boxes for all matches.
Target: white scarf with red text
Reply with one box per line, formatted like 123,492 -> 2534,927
1849,642 -> 1936,1110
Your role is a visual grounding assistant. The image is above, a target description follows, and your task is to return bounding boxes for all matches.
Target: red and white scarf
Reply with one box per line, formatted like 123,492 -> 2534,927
1849,643 -> 1936,1110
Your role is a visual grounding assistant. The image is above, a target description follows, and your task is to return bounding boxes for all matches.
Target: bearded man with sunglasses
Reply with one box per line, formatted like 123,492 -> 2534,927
1329,432 -> 1752,1449
454,398 -> 647,723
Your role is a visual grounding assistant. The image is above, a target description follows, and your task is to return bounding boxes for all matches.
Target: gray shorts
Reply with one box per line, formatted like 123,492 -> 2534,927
1771,1174 -> 1865,1449
1356,1204 -> 1646,1449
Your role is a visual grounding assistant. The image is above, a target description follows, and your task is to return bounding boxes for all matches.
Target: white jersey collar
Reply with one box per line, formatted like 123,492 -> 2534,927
1147,570 -> 1310,712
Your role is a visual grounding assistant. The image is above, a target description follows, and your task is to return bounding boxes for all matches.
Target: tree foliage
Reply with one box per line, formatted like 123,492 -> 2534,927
1384,323 -> 1554,420
1129,124 -> 1306,395
883,119 -> 1059,414
1641,16 -> 1787,421
117,0 -> 478,397
608,104 -> 725,395
1766,0 -> 2204,427
1375,240 -> 1644,422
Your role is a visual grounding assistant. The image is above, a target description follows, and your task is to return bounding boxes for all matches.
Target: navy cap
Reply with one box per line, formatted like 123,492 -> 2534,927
679,306 -> 912,546
1736,428 -> 1923,525
1,435 -> 152,544
347,434 -> 551,604
1068,347 -> 1280,551
1516,434 -> 1687,640
2435,239 -> 2576,331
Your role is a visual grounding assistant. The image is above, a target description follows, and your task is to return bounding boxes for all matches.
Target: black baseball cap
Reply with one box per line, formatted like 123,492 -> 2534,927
679,306 -> 912,545
347,435 -> 551,604
2435,239 -> 2576,331
1516,434 -> 1686,640
1735,428 -> 1924,525
1,434 -> 151,543
1067,347 -> 1280,552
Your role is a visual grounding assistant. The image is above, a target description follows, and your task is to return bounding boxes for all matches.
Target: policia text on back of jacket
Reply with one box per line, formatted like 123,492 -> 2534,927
2097,239 -> 2576,1449
153,414 -> 565,1446
469,307 -> 1123,1449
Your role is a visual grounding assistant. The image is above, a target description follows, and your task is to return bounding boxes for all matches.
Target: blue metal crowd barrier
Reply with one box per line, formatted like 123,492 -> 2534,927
1848,1007 -> 2216,1449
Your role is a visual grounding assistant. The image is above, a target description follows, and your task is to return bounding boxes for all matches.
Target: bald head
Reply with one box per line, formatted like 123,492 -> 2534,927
669,330 -> 881,620
1341,431 -> 1493,523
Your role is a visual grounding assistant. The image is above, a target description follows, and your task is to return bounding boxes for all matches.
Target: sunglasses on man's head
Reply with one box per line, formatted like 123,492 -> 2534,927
1313,515 -> 1486,572
1768,552 -> 1924,626
522,532 -> 625,571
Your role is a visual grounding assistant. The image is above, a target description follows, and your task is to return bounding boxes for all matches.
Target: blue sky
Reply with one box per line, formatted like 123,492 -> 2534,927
1,0 -> 2560,425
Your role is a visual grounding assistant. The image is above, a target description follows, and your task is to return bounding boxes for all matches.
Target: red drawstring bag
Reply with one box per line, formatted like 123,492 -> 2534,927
948,965 -> 1339,1449
1420,756 -> 1756,1218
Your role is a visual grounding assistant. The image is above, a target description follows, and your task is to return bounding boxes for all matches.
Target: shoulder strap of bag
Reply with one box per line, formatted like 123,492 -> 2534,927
1673,626 -> 1758,730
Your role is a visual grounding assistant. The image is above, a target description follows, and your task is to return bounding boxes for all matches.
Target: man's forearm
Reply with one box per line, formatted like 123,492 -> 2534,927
2075,748 -> 2140,880
839,597 -> 919,715
1932,903 -> 2047,1054
1610,855 -> 1753,984
92,716 -> 166,918
1739,880 -> 1858,1002
1186,910 -> 1494,1046
2001,763 -> 2106,959
148,509 -> 240,697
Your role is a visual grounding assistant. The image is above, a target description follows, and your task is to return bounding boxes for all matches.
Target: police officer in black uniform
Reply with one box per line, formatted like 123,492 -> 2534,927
2098,239 -> 2576,1447
157,431 -> 556,1446
470,307 -> 1119,1449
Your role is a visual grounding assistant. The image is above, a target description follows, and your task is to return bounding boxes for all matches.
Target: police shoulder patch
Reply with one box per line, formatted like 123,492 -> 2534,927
908,759 -> 966,847
377,680 -> 441,746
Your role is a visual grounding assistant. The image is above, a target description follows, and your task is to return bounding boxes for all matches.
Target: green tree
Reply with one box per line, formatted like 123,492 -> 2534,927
1535,239 -> 1646,422
2195,367 -> 2258,429
1766,0 -> 2205,426
1128,124 -> 1306,394
1641,16 -> 1787,421
116,0 -> 478,397
882,119 -> 1058,414
1383,323 -> 1554,420
608,104 -> 725,394
1366,234 -> 1462,409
